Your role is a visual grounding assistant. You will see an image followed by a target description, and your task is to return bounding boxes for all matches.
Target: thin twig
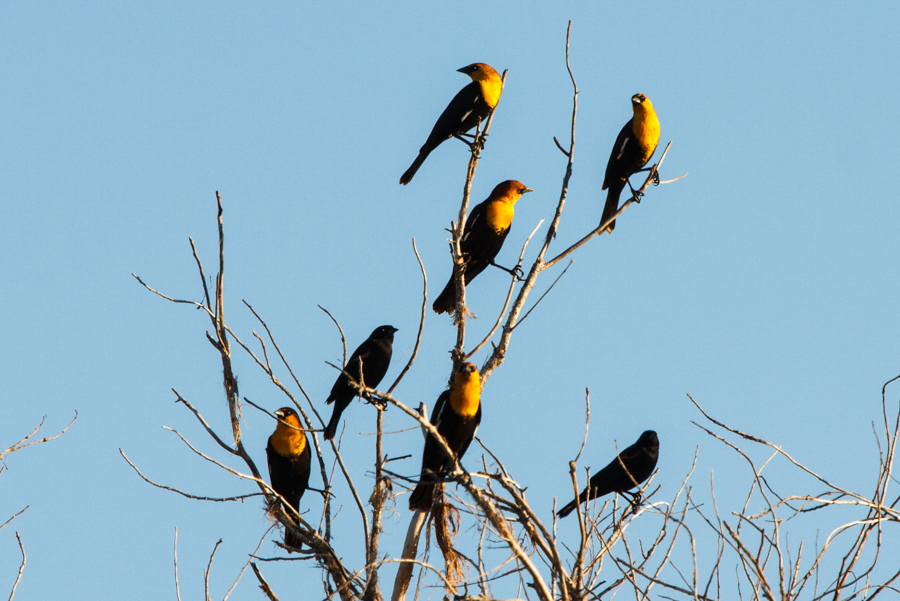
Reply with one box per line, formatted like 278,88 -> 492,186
514,260 -> 572,329
8,533 -> 25,601
478,27 -> 578,385
387,239 -> 427,395
119,449 -> 265,502
204,539 -> 222,601
466,219 -> 544,360
173,527 -> 181,601
223,526 -> 275,601
0,412 -> 77,461
0,508 -> 29,533
251,563 -> 281,601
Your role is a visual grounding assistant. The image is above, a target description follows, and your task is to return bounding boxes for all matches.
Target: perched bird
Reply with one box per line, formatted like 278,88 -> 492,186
601,94 -> 660,232
400,63 -> 503,185
324,325 -> 398,441
557,430 -> 659,518
432,180 -> 532,315
266,407 -> 311,550
409,362 -> 482,511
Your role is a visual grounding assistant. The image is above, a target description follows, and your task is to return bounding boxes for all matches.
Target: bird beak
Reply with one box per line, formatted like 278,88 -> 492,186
392,327 -> 399,333
522,187 -> 533,194
274,409 -> 285,419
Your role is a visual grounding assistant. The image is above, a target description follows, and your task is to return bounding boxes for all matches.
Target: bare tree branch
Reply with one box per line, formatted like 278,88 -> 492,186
251,563 -> 281,601
0,412 -> 77,461
7,532 -> 25,601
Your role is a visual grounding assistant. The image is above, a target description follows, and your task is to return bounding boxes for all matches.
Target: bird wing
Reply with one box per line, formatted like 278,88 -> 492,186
351,349 -> 371,364
614,134 -> 631,161
430,390 -> 450,426
618,445 -> 641,461
453,401 -> 481,460
421,81 -> 484,149
603,118 -> 635,190
461,201 -> 487,247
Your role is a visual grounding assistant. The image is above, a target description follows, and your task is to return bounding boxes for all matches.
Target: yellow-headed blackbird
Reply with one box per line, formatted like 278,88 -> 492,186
432,180 -> 532,315
266,407 -> 311,549
557,430 -> 659,518
409,363 -> 482,511
601,94 -> 660,232
324,325 -> 398,441
400,63 -> 503,185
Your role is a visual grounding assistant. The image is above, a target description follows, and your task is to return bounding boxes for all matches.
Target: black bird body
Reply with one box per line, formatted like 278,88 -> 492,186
601,94 -> 660,232
409,363 -> 482,511
324,325 -> 397,441
557,430 -> 659,518
433,180 -> 531,315
266,407 -> 311,549
400,63 -> 503,185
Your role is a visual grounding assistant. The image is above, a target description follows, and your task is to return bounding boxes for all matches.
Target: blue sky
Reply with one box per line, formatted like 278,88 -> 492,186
3,2 -> 900,599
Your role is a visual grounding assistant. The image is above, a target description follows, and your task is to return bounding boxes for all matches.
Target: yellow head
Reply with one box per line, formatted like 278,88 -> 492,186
631,93 -> 655,116
270,407 -> 307,457
457,63 -> 502,107
485,180 -> 532,232
630,93 -> 660,153
490,180 -> 532,204
457,63 -> 500,83
449,362 -> 481,417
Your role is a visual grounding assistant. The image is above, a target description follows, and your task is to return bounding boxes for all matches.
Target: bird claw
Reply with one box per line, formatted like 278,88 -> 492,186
492,261 -> 523,280
626,491 -> 644,511
453,133 -> 478,150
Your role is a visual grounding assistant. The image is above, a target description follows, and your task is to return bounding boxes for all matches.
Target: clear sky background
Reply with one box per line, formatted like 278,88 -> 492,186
3,2 -> 899,599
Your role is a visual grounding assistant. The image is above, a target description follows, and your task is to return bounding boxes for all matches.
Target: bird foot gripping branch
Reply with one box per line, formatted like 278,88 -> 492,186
490,260 -> 525,281
625,491 -> 644,511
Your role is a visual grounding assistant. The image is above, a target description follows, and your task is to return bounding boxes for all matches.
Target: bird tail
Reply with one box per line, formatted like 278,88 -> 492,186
557,499 -> 578,518
284,527 -> 303,551
323,404 -> 342,441
399,148 -> 431,185
432,277 -> 456,315
408,481 -> 436,511
601,181 -> 625,233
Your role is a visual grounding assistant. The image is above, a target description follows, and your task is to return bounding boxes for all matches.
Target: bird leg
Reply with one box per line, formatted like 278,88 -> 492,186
490,260 -> 524,280
625,178 -> 644,203
633,166 -> 661,185
452,133 -> 478,150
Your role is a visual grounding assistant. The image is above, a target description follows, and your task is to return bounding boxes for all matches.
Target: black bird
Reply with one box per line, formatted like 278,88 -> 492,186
557,430 -> 659,518
409,362 -> 482,511
266,407 -> 311,550
323,325 -> 398,441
